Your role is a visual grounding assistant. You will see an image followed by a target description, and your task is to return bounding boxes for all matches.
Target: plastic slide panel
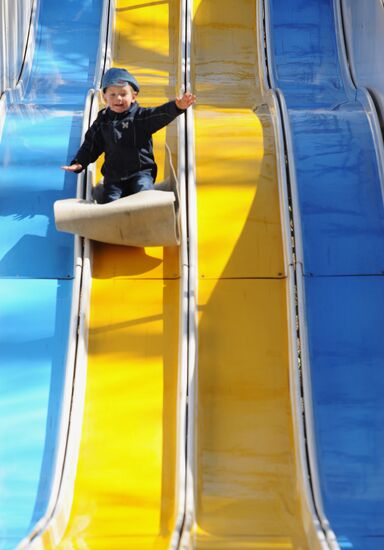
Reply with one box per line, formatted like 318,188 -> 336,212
341,0 -> 384,121
57,1 -> 183,547
267,0 -> 384,277
267,0 -> 384,547
0,1 -> 103,548
188,0 -> 315,547
303,275 -> 384,550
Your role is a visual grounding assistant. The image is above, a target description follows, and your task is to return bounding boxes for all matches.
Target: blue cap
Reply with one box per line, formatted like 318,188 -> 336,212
101,67 -> 140,92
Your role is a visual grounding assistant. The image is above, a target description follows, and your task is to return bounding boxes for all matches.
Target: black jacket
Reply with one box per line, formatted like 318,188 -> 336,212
71,100 -> 184,183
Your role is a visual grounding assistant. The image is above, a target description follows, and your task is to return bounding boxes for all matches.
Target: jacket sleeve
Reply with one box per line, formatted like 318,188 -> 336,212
70,114 -> 105,171
138,100 -> 185,135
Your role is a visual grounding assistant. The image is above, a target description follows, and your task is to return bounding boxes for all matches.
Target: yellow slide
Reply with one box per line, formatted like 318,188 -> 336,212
57,1 -> 182,548
189,0 -> 313,547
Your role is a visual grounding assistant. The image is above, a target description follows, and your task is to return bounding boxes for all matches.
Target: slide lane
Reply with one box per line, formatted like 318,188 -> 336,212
267,0 -> 384,548
57,0 -> 182,547
188,0 -> 317,547
0,0 -> 102,548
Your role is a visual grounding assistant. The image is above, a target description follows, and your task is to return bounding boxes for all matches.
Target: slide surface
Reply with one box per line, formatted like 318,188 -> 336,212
0,0 -> 102,548
267,0 -> 384,548
57,1 -> 182,548
190,0 -> 313,547
341,0 -> 384,120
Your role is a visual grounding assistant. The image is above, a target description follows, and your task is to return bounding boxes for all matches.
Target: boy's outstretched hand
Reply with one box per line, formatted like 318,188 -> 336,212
176,92 -> 196,110
61,163 -> 83,172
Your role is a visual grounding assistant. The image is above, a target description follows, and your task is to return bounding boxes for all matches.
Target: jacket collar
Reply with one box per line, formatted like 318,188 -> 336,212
106,102 -> 139,121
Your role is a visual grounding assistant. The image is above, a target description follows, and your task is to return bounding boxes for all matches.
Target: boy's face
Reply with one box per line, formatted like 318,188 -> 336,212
103,85 -> 137,113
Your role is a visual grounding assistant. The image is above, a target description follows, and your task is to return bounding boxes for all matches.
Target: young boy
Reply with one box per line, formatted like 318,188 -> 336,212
62,67 -> 196,203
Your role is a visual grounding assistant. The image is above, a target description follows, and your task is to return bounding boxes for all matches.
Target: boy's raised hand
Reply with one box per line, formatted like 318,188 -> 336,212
176,92 -> 196,110
61,163 -> 83,172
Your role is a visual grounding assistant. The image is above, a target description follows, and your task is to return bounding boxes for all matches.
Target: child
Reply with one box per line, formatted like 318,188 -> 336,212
62,67 -> 196,203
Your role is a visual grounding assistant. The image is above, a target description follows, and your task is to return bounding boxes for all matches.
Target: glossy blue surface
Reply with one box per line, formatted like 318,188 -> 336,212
0,0 -> 102,546
0,280 -> 72,546
0,0 -> 103,278
269,0 -> 346,109
267,0 -> 384,547
269,0 -> 384,276
290,108 -> 384,276
305,277 -> 384,548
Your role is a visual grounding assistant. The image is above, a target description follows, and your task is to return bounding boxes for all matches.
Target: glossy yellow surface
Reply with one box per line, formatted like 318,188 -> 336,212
57,1 -> 180,548
192,0 -> 309,547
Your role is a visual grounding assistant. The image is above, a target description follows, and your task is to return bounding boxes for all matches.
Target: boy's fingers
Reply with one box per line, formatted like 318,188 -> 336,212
179,92 -> 196,100
176,92 -> 196,110
61,164 -> 82,172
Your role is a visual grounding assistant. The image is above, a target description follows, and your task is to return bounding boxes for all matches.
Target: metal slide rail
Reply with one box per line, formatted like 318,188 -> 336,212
0,0 -> 36,139
169,0 -> 194,545
275,95 -> 336,549
263,0 -> 384,547
333,0 -> 384,201
340,0 -> 384,120
175,0 -> 198,545
178,104 -> 197,550
0,0 -> 36,96
335,0 -> 384,201
16,1 -> 114,547
258,1 -> 332,547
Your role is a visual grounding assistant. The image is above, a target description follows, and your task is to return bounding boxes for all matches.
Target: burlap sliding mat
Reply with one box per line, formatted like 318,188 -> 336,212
54,186 -> 180,247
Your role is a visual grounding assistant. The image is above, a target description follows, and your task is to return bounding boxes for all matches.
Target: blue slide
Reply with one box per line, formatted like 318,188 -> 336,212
0,1 -> 102,547
266,0 -> 384,548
